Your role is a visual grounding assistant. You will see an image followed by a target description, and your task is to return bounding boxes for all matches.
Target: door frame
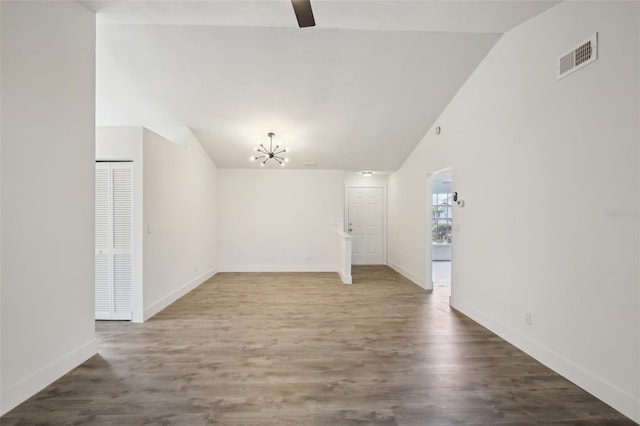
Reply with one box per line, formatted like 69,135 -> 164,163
96,159 -> 143,323
426,167 -> 453,292
95,161 -> 135,320
425,174 -> 434,291
346,186 -> 387,265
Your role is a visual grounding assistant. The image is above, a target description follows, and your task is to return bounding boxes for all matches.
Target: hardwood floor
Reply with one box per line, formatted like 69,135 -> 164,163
2,266 -> 635,425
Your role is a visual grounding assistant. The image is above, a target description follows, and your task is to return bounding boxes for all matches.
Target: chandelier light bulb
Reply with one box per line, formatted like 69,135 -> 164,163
250,156 -> 255,161
285,158 -> 290,163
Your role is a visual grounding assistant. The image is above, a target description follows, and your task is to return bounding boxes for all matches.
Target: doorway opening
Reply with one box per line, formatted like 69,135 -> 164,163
431,169 -> 452,295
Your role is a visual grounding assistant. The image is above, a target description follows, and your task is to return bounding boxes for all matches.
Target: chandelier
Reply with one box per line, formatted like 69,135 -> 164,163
250,132 -> 289,166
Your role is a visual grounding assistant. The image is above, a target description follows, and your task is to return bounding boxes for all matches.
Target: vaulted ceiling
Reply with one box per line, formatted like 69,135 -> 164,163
85,0 -> 559,170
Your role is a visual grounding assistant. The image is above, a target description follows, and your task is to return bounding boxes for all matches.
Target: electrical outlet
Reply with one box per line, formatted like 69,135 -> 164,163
525,312 -> 532,325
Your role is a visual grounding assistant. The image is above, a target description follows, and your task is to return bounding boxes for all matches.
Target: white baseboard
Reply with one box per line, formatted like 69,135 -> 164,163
450,296 -> 640,424
217,264 -> 337,273
387,260 -> 427,289
337,267 -> 352,284
0,339 -> 97,416
143,267 -> 218,321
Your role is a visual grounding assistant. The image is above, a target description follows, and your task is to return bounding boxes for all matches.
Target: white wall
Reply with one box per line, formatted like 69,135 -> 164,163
344,172 -> 389,191
388,1 -> 639,421
96,127 -> 144,322
1,1 -> 96,415
143,129 -> 218,319
0,0 -> 3,406
217,169 -> 344,271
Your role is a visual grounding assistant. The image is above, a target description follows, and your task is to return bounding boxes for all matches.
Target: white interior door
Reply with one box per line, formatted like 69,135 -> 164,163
95,162 -> 133,320
348,187 -> 383,265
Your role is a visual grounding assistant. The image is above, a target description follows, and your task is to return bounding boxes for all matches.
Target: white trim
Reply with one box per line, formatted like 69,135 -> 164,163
387,260 -> 428,289
337,269 -> 352,284
217,264 -> 337,273
425,173 -> 434,291
337,230 -> 352,284
450,296 -> 640,424
0,339 -> 97,416
143,267 -> 218,321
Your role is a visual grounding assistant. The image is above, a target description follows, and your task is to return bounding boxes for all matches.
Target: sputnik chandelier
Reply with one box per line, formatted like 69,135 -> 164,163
250,132 -> 289,167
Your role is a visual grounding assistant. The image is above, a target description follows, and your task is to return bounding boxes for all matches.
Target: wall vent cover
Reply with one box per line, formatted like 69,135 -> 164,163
557,33 -> 598,80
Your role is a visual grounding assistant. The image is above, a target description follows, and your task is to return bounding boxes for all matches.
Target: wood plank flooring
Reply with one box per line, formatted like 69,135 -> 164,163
2,266 -> 635,425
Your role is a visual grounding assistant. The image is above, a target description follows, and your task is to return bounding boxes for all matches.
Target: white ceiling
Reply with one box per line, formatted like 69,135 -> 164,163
87,0 -> 559,170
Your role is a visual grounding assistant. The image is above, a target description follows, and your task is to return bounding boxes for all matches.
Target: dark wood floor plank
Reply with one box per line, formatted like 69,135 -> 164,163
2,266 -> 635,425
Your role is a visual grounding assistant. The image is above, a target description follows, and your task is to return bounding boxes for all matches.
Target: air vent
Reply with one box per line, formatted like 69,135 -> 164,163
557,33 -> 598,80
303,162 -> 317,168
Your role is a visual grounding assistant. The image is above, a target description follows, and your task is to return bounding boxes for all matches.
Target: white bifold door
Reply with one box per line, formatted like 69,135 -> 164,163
95,162 -> 134,320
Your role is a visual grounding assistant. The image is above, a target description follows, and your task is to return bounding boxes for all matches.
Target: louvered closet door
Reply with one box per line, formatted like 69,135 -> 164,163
95,163 -> 112,319
95,162 -> 133,320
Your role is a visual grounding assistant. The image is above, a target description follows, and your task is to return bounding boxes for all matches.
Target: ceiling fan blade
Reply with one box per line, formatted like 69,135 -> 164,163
291,0 -> 315,28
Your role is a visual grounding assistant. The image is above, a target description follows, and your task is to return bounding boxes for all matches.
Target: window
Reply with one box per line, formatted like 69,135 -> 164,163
432,191 -> 452,244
